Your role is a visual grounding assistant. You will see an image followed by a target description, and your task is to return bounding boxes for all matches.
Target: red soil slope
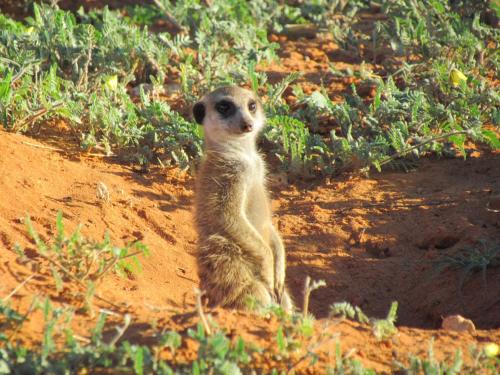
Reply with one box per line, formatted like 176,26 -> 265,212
0,129 -> 498,372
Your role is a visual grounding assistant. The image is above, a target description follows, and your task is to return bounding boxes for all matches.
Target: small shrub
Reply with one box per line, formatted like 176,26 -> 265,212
15,211 -> 149,309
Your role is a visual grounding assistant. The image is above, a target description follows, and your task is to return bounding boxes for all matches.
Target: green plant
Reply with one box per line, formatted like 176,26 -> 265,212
0,4 -> 206,164
125,5 -> 162,26
330,301 -> 399,341
0,300 -> 25,333
330,302 -> 369,323
15,211 -> 149,309
154,0 -> 280,100
1,1 -> 498,174
327,341 -> 376,375
302,277 -> 327,317
431,240 -> 500,295
382,0 -> 498,62
399,341 -> 500,375
0,295 -> 497,374
188,322 -> 252,374
371,301 -> 398,341
261,0 -> 498,176
394,338 -> 463,375
275,314 -> 317,358
265,115 -> 334,176
293,66 -> 498,175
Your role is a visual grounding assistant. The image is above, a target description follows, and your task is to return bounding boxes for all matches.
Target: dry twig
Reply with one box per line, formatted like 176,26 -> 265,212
194,288 -> 212,336
2,274 -> 35,303
302,276 -> 326,317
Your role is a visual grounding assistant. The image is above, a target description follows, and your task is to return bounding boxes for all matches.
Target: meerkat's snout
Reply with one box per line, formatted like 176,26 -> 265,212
240,120 -> 253,133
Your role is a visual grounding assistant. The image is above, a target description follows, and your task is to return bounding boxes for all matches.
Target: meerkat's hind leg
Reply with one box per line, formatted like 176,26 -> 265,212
232,280 -> 274,310
198,234 -> 274,309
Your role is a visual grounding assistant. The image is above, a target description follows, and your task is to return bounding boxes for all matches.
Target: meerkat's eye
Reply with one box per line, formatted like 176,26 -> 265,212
215,100 -> 234,117
248,100 -> 257,113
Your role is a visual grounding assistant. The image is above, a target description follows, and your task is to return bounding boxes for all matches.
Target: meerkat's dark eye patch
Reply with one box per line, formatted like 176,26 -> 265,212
215,100 -> 235,118
193,102 -> 205,124
248,100 -> 257,113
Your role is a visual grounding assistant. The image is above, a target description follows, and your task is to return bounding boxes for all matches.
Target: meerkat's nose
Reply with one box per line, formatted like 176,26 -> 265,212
241,122 -> 253,132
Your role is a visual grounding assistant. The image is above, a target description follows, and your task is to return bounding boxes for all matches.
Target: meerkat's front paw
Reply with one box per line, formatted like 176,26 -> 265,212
274,263 -> 286,301
261,262 -> 275,294
274,280 -> 284,302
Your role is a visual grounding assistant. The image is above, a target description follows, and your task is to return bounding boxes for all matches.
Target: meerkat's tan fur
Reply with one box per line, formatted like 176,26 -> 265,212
193,86 -> 293,311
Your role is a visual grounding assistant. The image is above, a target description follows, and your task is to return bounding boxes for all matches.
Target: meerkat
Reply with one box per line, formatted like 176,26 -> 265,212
193,86 -> 293,311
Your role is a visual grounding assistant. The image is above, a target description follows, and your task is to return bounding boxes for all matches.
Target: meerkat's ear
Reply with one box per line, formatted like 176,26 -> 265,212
193,102 -> 205,125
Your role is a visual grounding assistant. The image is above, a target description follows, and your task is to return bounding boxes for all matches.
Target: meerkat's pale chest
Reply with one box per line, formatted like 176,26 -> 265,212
239,151 -> 271,238
239,150 -> 266,182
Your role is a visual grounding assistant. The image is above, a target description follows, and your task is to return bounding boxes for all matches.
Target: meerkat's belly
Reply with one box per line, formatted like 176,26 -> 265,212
245,182 -> 272,243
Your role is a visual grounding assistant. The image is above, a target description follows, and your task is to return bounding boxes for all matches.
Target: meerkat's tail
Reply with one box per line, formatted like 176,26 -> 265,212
198,234 -> 273,309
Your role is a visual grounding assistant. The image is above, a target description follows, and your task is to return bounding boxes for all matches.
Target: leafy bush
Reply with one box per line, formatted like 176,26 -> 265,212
267,0 -> 500,176
2,297 -> 497,374
330,301 -> 398,341
15,211 -> 149,310
0,0 -> 498,174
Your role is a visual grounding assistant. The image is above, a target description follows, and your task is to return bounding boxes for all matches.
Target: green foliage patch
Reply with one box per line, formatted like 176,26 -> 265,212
1,297 -> 498,374
14,211 -> 149,312
1,1 -> 498,174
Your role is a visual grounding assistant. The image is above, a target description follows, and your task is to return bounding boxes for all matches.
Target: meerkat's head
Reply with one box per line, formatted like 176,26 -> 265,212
192,86 -> 265,146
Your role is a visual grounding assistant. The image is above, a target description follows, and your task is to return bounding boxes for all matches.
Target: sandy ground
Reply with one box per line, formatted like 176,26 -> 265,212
0,129 -> 498,372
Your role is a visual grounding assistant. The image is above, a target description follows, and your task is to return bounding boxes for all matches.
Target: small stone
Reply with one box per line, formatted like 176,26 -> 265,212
96,181 -> 110,202
442,315 -> 476,335
269,34 -> 279,42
